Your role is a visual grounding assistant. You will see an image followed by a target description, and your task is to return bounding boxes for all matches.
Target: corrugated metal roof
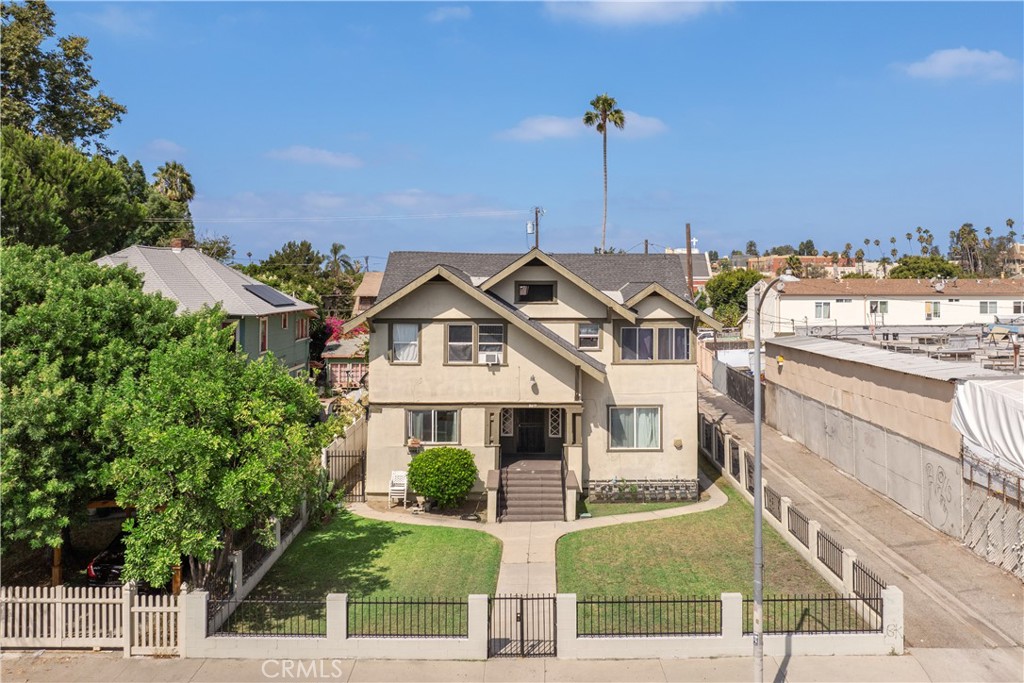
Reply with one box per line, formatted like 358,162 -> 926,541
765,336 -> 1009,382
95,246 -> 316,316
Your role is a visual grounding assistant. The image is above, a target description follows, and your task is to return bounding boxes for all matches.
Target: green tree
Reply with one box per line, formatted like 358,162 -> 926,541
0,125 -> 143,253
583,93 -> 625,254
102,314 -> 339,589
152,160 -> 195,204
888,255 -> 962,279
0,245 -> 188,553
796,239 -> 817,256
1,0 -> 126,154
241,240 -> 336,309
745,240 -> 759,256
702,268 -> 764,324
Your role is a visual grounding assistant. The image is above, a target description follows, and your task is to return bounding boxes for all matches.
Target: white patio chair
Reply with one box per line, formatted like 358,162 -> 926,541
389,470 -> 409,508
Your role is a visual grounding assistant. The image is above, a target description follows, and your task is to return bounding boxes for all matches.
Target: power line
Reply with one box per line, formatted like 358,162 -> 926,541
142,209 -> 532,224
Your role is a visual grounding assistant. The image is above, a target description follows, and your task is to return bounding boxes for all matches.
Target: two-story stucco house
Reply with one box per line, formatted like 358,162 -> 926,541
343,248 -> 720,521
95,240 -> 316,377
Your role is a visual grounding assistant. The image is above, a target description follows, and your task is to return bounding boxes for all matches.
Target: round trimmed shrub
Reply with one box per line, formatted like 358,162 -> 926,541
407,447 -> 478,509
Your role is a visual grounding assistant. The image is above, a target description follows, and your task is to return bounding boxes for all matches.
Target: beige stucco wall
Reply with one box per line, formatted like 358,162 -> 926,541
763,341 -> 960,457
488,265 -> 610,320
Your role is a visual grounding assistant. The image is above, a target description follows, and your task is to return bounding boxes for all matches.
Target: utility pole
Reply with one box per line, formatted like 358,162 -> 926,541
644,239 -> 649,255
364,255 -> 370,272
532,207 -> 545,250
685,223 -> 695,294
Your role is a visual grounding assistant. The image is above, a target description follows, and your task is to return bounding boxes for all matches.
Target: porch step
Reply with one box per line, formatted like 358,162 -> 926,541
498,465 -> 564,523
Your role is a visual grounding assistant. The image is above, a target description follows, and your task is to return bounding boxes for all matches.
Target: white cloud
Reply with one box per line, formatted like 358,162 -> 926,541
427,6 -> 472,23
497,111 -> 667,141
265,145 -> 364,169
544,1 -> 724,26
145,138 -> 187,158
78,5 -> 154,38
901,47 -> 1021,81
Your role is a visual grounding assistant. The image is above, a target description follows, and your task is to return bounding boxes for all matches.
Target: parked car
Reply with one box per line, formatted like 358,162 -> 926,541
86,531 -> 126,586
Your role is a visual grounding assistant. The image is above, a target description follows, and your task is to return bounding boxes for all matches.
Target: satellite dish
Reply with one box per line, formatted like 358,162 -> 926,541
703,307 -> 713,316
934,281 -> 945,292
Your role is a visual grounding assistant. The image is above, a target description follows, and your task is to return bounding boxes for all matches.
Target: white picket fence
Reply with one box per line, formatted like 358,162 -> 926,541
0,585 -> 178,655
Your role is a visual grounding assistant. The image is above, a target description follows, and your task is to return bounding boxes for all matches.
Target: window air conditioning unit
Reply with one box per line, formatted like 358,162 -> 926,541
483,353 -> 501,366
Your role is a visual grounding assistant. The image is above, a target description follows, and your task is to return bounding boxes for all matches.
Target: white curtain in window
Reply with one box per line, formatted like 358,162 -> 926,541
636,408 -> 660,449
393,324 -> 418,362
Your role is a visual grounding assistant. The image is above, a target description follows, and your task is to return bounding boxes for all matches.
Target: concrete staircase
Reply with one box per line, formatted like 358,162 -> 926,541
499,463 -> 564,522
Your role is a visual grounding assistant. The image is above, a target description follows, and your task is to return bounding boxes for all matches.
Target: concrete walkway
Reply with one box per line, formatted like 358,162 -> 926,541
349,470 -> 727,594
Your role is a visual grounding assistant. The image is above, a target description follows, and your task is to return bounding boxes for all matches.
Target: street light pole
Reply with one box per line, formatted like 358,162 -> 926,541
752,271 -> 797,683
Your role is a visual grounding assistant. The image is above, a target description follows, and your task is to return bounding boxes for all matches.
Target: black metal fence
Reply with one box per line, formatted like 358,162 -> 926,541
576,596 -> 721,637
852,561 -> 887,615
489,595 -> 556,657
765,485 -> 782,521
241,541 -> 274,583
817,531 -> 844,579
743,595 -> 882,634
280,512 -> 302,540
208,598 -> 326,637
325,450 -> 366,502
788,506 -> 809,548
347,597 -> 468,638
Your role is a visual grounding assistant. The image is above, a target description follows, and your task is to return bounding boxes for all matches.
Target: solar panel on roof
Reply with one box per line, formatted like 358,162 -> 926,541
243,284 -> 294,307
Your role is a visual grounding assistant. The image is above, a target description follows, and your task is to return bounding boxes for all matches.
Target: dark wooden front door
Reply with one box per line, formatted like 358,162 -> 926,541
516,408 -> 545,453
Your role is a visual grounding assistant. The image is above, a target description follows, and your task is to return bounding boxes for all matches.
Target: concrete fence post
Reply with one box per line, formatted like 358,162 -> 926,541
761,477 -> 769,510
556,594 -> 577,659
780,496 -> 792,535
321,447 -> 328,471
808,520 -> 821,564
273,518 -> 282,548
122,582 -> 136,657
722,435 -> 732,481
180,591 -> 209,659
720,592 -> 744,647
467,594 -> 489,660
230,550 -> 243,596
326,593 -> 347,642
842,549 -> 858,594
881,586 -> 904,655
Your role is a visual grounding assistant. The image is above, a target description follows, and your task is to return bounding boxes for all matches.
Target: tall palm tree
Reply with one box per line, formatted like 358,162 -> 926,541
583,93 -> 626,253
152,161 -> 195,204
905,232 -> 913,252
328,242 -> 355,278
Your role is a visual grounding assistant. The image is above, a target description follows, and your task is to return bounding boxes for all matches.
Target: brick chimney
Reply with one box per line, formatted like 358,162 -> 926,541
169,237 -> 192,252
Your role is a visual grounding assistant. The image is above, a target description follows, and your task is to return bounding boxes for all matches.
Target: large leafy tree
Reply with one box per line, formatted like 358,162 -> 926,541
583,93 -> 625,254
242,240 -> 334,308
888,255 -> 962,280
702,268 -> 764,324
102,316 -> 339,589
1,0 -> 126,155
0,125 -> 143,254
0,245 -> 190,553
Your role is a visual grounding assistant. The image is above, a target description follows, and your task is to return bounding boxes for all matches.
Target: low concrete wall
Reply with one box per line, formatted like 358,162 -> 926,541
183,593 -> 488,660
556,590 -> 903,659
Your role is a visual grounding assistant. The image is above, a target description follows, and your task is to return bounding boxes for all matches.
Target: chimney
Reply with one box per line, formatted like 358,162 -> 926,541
170,237 -> 192,252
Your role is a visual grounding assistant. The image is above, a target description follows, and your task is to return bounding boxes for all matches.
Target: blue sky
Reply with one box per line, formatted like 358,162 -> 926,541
53,1 -> 1023,268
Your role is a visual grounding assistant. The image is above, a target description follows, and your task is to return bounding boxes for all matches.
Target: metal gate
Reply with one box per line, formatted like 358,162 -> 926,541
325,450 -> 366,502
488,595 -> 556,658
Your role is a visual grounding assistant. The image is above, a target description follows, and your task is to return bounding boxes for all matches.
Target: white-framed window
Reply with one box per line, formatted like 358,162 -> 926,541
447,323 -> 474,363
814,302 -> 831,319
259,317 -> 269,353
391,323 -> 419,363
1014,301 -> 1024,315
406,409 -> 459,444
281,313 -> 289,329
620,327 -> 655,361
477,324 -> 505,364
609,406 -> 661,450
925,301 -> 941,320
577,323 -> 601,350
980,301 -> 998,314
869,300 -> 888,314
548,408 -> 562,438
500,408 -> 513,437
295,316 -> 309,340
656,328 -> 691,361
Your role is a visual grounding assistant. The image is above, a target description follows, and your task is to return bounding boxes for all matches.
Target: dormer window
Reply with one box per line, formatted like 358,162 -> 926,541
515,281 -> 556,303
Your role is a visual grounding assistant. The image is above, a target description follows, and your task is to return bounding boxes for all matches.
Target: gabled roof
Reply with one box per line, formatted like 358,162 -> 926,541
623,283 -> 723,330
94,246 -> 316,316
345,266 -> 606,378
353,272 -> 384,299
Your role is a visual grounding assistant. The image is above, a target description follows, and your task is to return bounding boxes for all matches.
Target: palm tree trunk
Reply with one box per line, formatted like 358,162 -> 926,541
602,128 -> 608,253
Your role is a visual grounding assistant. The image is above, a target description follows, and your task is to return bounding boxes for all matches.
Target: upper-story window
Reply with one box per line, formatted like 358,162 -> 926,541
980,301 -> 998,314
814,302 -> 831,319
446,322 -> 505,364
295,316 -> 309,340
391,323 -> 420,363
619,326 -> 691,362
577,323 -> 601,350
515,281 -> 556,303
259,317 -> 269,353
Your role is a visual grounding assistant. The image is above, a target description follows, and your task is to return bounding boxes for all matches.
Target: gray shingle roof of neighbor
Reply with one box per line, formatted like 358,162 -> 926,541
377,251 -> 702,302
94,246 -> 317,316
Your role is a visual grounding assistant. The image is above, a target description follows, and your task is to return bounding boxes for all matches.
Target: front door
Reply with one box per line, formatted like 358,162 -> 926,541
516,408 -> 546,454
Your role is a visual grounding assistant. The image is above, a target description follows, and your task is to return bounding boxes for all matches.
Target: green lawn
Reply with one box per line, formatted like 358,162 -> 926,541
249,507 -> 502,599
557,463 -> 835,598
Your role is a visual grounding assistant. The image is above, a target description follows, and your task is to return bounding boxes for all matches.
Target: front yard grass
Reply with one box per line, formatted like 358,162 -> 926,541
557,462 -> 835,597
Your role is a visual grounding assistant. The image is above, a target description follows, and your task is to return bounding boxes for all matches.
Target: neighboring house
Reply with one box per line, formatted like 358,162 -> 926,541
1006,243 -> 1024,278
322,336 -> 368,393
662,247 -> 713,291
344,248 -> 721,520
351,272 -> 383,317
745,278 -> 1024,340
95,240 -> 316,377
745,255 -> 877,278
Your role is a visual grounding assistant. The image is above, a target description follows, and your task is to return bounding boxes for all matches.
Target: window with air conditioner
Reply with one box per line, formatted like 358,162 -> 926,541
477,324 -> 505,364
